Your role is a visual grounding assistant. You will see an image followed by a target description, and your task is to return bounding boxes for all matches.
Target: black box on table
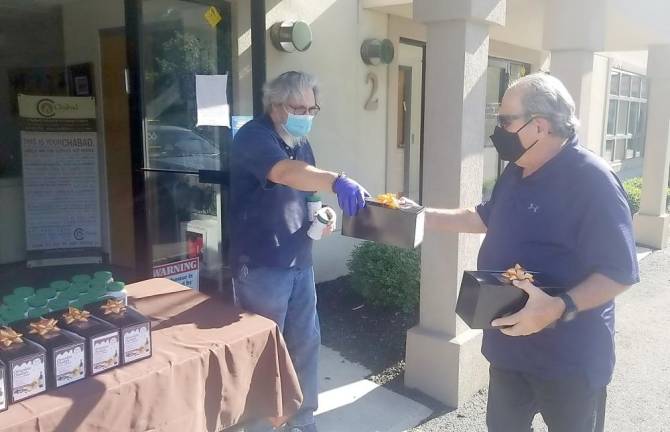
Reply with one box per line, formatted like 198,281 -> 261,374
14,318 -> 87,389
49,308 -> 120,376
342,200 -> 425,249
0,327 -> 47,404
89,300 -> 152,365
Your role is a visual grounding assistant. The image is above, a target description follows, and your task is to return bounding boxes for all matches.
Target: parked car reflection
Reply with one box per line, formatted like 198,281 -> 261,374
147,125 -> 221,171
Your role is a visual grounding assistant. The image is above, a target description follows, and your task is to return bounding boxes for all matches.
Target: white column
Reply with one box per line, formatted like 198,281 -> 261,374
544,0 -> 608,154
634,45 -> 670,249
550,51 -> 603,153
405,0 -> 505,408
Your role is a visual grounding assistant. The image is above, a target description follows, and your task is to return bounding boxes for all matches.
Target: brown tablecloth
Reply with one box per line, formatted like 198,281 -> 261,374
0,278 -> 303,432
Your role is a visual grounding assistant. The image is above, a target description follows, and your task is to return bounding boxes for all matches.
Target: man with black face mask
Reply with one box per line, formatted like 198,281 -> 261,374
403,73 -> 639,432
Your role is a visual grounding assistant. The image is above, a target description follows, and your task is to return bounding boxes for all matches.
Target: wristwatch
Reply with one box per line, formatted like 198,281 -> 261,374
558,292 -> 578,322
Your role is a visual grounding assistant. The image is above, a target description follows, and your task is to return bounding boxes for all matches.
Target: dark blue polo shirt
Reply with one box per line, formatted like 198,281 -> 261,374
476,135 -> 639,388
229,115 -> 316,277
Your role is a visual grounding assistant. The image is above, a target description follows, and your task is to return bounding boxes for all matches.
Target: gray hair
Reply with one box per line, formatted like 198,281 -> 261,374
263,71 -> 320,113
508,72 -> 580,138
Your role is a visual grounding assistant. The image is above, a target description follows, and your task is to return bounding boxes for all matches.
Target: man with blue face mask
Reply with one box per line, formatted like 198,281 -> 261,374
229,71 -> 369,432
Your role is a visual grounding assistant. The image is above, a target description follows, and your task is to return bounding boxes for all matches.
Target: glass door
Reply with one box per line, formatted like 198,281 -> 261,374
131,0 -> 232,293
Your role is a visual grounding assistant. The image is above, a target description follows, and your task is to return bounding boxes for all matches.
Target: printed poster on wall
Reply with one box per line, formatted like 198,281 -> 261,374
18,94 -> 102,267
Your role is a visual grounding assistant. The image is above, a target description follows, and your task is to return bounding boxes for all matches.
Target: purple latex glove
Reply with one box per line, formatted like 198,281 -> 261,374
332,175 -> 370,217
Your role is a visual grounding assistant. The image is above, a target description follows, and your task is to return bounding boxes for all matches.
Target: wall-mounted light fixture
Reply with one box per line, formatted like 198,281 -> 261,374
270,21 -> 313,53
360,38 -> 395,65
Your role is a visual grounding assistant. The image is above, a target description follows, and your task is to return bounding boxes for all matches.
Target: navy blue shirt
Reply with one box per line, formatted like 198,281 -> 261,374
229,115 -> 316,277
476,136 -> 639,388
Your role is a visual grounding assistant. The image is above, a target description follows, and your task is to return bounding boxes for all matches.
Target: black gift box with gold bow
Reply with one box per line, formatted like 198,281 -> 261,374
342,198 -> 425,249
14,318 -> 87,390
89,300 -> 152,365
0,326 -> 47,403
456,265 -> 564,329
48,307 -> 121,376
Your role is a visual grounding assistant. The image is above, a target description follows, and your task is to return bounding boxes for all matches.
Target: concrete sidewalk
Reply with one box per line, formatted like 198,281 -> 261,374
314,246 -> 666,432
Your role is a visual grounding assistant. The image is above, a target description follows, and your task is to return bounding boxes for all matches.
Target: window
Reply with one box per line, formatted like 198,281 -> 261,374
482,58 -> 530,200
605,69 -> 648,162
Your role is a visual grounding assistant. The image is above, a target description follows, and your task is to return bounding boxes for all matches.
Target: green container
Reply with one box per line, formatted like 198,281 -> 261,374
89,280 -> 107,291
36,287 -> 58,300
87,289 -> 107,301
62,289 -> 81,302
48,298 -> 71,312
72,282 -> 90,294
94,271 -> 113,282
75,294 -> 94,306
13,286 -> 35,298
4,309 -> 26,323
107,282 -> 126,292
70,300 -> 86,310
27,307 -> 50,319
27,296 -> 48,308
71,274 -> 92,284
3,294 -> 25,306
50,280 -> 71,292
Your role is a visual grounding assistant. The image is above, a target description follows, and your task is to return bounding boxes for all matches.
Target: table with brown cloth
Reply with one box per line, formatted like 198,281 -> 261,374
0,278 -> 303,432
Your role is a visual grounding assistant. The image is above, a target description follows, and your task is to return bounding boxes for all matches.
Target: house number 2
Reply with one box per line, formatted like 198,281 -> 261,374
364,72 -> 379,111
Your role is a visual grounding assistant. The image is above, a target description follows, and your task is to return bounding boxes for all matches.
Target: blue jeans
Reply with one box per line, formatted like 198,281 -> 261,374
233,266 -> 320,429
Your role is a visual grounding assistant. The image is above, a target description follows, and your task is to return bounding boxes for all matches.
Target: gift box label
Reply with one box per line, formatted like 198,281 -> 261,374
91,333 -> 120,374
0,364 -> 6,411
54,345 -> 86,387
12,356 -> 46,402
123,323 -> 151,364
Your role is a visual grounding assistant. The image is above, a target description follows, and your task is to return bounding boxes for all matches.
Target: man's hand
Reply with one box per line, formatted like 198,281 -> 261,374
491,279 -> 565,336
332,176 -> 370,216
320,207 -> 337,239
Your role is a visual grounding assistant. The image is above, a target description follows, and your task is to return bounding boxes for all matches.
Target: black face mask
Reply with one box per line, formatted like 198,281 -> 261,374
490,118 -> 539,162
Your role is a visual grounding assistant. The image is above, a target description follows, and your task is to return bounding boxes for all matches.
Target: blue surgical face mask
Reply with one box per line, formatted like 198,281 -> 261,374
283,112 -> 314,138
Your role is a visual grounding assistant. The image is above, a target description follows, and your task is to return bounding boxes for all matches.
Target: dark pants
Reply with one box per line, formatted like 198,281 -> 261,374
487,366 -> 607,432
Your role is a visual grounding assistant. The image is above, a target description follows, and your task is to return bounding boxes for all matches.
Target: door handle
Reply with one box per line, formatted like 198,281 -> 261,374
124,68 -> 130,95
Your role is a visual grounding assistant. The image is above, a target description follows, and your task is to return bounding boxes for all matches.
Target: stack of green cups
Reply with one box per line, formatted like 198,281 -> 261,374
94,271 -> 114,284
89,280 -> 107,300
62,288 -> 81,305
26,295 -> 49,319
71,274 -> 92,284
106,281 -> 127,304
3,293 -> 29,322
71,282 -> 90,295
48,297 -> 71,313
50,280 -> 71,293
36,287 -> 58,301
14,286 -> 35,299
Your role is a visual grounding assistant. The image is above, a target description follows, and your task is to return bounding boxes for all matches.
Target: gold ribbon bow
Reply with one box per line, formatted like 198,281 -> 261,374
29,318 -> 60,337
0,327 -> 24,347
375,193 -> 400,209
62,307 -> 91,324
502,264 -> 535,283
101,299 -> 126,315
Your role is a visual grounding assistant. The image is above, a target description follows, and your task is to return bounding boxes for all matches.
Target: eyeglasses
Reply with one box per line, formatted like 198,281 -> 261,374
285,104 -> 321,116
495,113 -> 528,129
